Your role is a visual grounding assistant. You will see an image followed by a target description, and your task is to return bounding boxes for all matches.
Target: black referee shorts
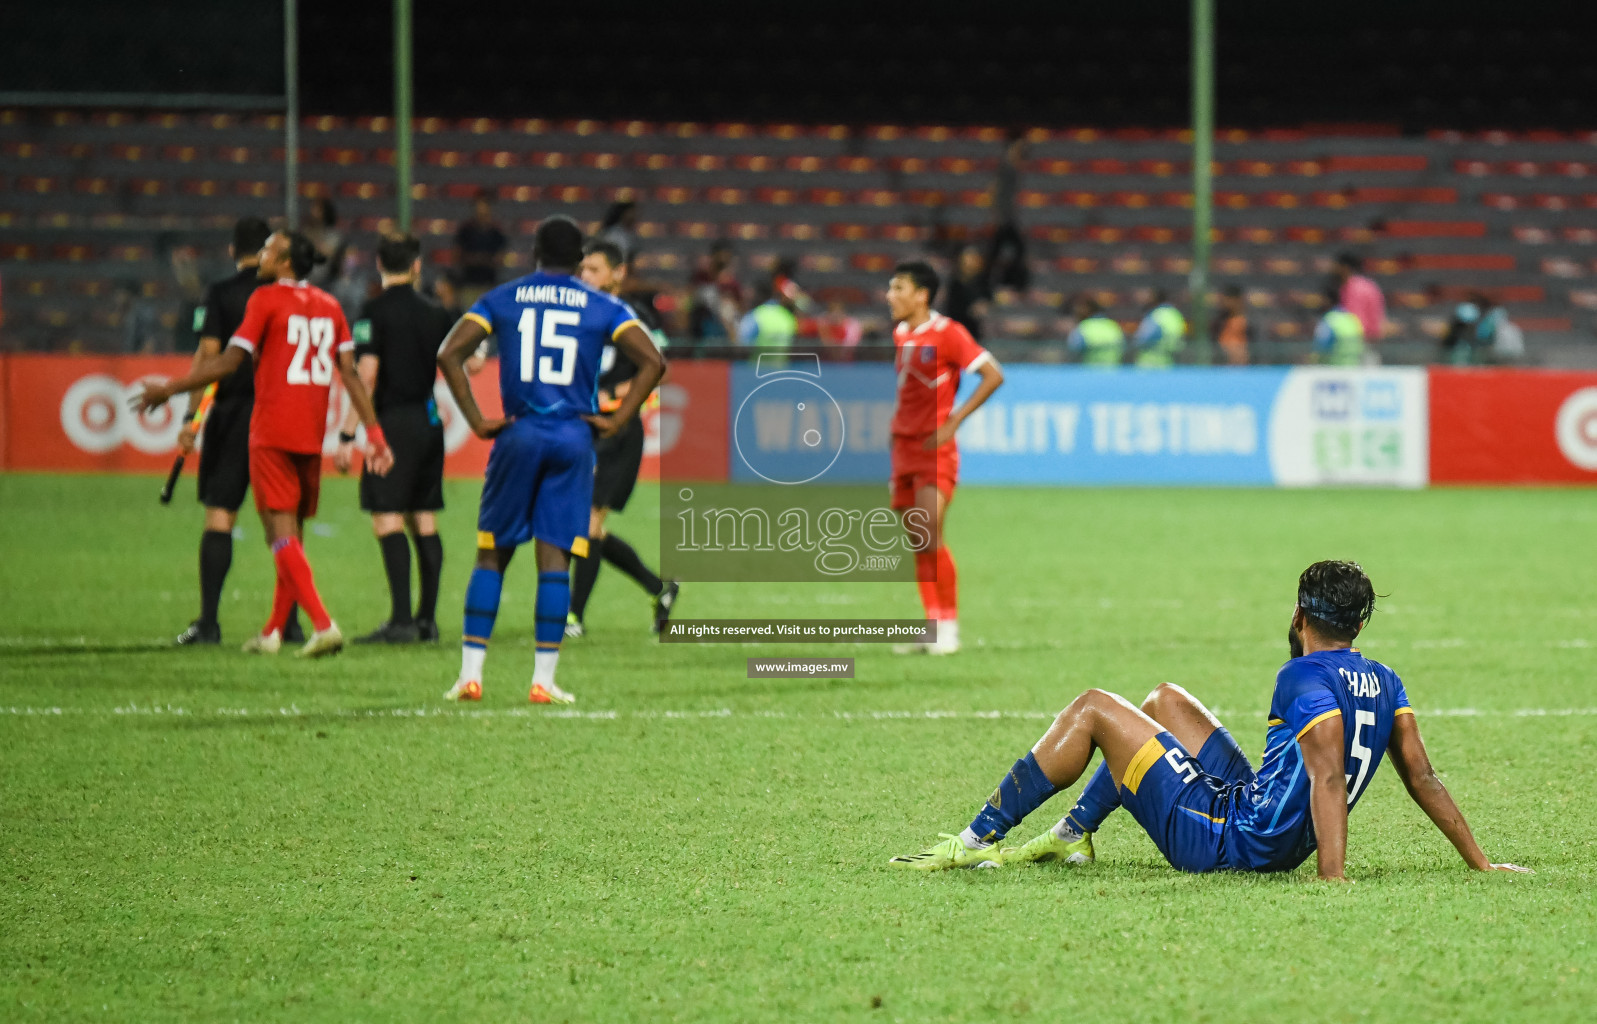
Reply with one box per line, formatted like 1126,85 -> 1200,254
197,396 -> 252,512
361,404 -> 445,514
592,415 -> 645,512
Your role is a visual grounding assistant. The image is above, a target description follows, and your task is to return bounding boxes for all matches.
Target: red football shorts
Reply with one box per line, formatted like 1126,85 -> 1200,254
889,435 -> 958,510
250,446 -> 322,518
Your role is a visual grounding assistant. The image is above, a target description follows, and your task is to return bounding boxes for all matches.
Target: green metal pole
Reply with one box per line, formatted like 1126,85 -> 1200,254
395,0 -> 413,234
1190,0 -> 1214,359
284,0 -> 299,227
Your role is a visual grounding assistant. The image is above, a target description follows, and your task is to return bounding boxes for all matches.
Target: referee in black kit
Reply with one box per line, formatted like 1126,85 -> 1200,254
566,239 -> 679,638
336,234 -> 471,643
175,216 -> 303,645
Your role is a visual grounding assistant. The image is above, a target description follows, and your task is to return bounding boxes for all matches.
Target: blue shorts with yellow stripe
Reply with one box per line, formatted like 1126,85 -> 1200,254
476,416 -> 594,556
1119,728 -> 1255,873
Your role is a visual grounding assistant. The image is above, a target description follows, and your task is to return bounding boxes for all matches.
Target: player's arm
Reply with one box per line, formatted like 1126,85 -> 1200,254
1387,711 -> 1530,873
336,348 -> 392,476
437,316 -> 507,439
132,344 -> 246,413
175,334 -> 224,453
928,353 -> 1004,450
335,354 -> 379,473
584,323 -> 665,438
1298,714 -> 1350,882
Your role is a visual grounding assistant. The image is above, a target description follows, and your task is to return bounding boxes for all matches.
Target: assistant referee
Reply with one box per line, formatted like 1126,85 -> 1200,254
175,215 -> 302,646
335,234 -> 463,643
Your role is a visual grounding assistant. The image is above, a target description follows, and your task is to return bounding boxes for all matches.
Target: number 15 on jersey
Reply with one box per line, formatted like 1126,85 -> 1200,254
517,308 -> 579,386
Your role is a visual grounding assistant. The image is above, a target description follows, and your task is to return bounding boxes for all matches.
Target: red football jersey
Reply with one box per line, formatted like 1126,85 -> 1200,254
228,280 -> 354,454
891,312 -> 991,438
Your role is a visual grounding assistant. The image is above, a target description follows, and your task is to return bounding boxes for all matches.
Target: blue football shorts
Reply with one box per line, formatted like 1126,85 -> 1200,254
476,417 -> 595,556
1118,727 -> 1256,873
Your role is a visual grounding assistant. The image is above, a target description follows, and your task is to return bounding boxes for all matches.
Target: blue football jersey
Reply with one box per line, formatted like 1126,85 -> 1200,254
1226,648 -> 1411,871
464,271 -> 642,420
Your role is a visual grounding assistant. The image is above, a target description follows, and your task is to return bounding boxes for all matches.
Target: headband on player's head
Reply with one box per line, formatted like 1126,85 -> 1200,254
1297,593 -> 1364,635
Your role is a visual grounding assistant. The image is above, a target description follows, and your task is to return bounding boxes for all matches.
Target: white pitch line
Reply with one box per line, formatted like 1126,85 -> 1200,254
2,705 -> 1597,722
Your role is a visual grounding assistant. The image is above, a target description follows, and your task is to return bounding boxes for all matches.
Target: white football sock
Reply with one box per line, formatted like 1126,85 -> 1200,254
461,645 -> 486,682
958,827 -> 990,850
936,619 -> 960,649
1051,817 -> 1083,842
533,649 -> 560,687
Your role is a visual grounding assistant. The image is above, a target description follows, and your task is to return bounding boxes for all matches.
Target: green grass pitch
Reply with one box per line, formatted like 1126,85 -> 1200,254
2,472 -> 1594,1022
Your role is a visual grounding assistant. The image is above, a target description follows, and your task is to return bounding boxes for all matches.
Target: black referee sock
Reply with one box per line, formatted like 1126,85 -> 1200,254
413,533 -> 443,623
602,534 -> 662,596
198,529 -> 233,627
378,532 -> 413,624
569,545 -> 603,622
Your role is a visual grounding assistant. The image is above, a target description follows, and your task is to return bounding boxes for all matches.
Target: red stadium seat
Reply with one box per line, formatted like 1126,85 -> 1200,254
955,189 -> 992,207
52,243 -> 95,263
528,152 -> 570,169
496,185 -> 541,203
180,179 -> 224,197
755,187 -> 799,205
704,187 -> 747,205
338,181 -> 388,200
681,154 -> 724,172
903,189 -> 945,206
1160,191 -> 1193,208
849,252 -> 895,273
1564,227 -> 1597,244
781,224 -> 822,241
785,155 -> 826,173
654,186 -> 695,204
1056,256 -> 1100,273
1385,221 -> 1485,238
730,155 -> 773,172
1263,256 -> 1304,275
1234,227 -> 1276,244
216,146 -> 254,164
856,189 -> 899,208
1541,257 -> 1583,278
764,124 -> 804,140
809,188 -> 849,206
1410,254 -> 1515,271
459,118 -> 502,134
561,119 -> 607,137
1018,190 -> 1051,209
1111,253 -> 1151,274
1324,155 -> 1427,172
581,152 -> 624,171
127,178 -> 167,196
0,243 -> 38,261
877,224 -> 920,242
1028,226 -> 1072,243
477,150 -> 519,169
1354,187 -> 1457,203
1136,159 -> 1183,177
1030,158 -> 1072,175
674,222 -> 717,239
834,156 -> 876,173
510,118 -> 550,135
70,177 -> 109,195
1085,226 -> 1124,243
827,223 -> 870,241
724,222 -> 769,240
1088,159 -> 1128,175
421,149 -> 470,168
935,157 -> 993,174
547,185 -> 591,204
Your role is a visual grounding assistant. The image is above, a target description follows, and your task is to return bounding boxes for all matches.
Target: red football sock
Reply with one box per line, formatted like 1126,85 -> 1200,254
264,561 -> 295,636
273,537 -> 332,632
914,549 -> 941,620
934,546 -> 958,620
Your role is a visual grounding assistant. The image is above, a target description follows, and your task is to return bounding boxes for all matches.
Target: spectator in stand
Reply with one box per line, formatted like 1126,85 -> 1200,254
737,285 -> 797,349
1333,252 -> 1386,342
819,299 -> 862,349
597,200 -> 641,266
1312,287 -> 1365,366
429,269 -> 463,320
301,197 -> 346,290
168,243 -> 205,353
945,245 -> 993,340
332,246 -> 376,321
986,131 -> 1031,293
1131,288 -> 1187,368
453,192 -> 508,309
689,241 -> 744,342
1213,284 -> 1252,366
1442,292 -> 1523,365
113,281 -> 163,353
1066,295 -> 1125,367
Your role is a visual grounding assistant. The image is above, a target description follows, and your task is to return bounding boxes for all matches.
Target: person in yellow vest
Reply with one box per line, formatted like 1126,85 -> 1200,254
1131,289 -> 1187,368
1066,296 -> 1125,367
737,285 -> 797,349
1311,289 -> 1365,366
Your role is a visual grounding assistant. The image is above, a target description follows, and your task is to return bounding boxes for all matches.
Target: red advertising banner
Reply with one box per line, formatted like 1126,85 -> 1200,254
1429,367 -> 1597,484
0,354 -> 731,482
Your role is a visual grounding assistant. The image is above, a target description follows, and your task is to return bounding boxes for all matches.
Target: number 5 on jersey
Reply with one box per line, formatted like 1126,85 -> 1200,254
518,308 -> 580,386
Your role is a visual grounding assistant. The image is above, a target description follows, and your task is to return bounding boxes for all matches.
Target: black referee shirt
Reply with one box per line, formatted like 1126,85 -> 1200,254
597,295 -> 662,394
194,266 -> 262,402
353,283 -> 456,414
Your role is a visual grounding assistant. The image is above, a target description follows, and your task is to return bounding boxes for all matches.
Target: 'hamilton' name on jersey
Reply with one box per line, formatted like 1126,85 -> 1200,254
514,284 -> 590,307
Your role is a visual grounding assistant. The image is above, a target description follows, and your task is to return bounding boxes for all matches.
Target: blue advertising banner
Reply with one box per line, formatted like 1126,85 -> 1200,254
728,358 -> 897,484
954,367 -> 1290,485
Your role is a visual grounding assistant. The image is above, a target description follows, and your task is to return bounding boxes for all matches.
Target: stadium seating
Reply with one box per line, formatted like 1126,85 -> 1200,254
1,108 -> 1594,362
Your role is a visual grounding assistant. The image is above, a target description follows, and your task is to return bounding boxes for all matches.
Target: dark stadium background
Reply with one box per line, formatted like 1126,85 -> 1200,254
4,1 -> 1595,129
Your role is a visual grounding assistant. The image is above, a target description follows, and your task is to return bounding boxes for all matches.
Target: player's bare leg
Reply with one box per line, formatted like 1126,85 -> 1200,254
890,688 -> 1163,868
529,539 -> 576,704
1015,682 -> 1225,865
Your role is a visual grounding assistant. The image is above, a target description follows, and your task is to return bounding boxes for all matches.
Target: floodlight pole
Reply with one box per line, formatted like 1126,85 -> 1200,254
284,0 -> 300,227
1190,0 -> 1215,359
395,0 -> 414,233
